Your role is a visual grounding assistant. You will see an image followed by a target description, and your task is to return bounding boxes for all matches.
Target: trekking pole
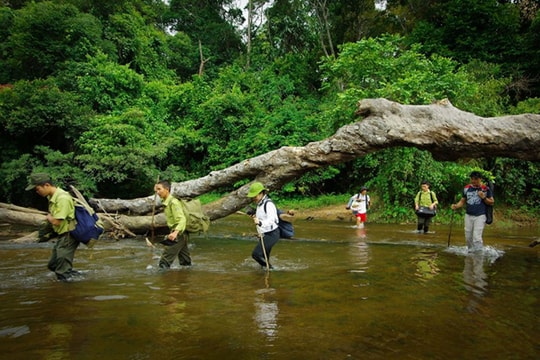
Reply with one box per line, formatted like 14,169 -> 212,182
447,209 -> 455,248
238,209 -> 270,271
150,175 -> 159,242
259,231 -> 270,272
145,175 -> 159,248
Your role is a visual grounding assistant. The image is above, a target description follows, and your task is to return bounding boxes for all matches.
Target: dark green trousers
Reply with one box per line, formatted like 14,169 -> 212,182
159,233 -> 191,269
47,233 -> 79,279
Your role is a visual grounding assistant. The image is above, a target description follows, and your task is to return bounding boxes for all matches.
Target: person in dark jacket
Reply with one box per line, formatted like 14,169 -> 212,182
451,171 -> 494,252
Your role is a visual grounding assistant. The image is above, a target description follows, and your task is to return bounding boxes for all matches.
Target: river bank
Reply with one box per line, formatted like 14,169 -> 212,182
288,203 -> 540,229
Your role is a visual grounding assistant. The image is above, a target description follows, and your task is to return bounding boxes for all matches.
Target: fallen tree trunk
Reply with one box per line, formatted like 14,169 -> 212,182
2,98 -> 540,236
92,98 -> 540,219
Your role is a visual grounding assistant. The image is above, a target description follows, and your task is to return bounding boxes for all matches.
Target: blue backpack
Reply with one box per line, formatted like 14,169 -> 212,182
69,186 -> 104,245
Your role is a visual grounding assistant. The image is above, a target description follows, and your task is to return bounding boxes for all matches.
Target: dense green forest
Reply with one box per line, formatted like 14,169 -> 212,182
0,0 -> 539,221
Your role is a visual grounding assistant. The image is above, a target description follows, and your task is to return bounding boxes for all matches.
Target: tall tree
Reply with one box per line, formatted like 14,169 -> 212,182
166,0 -> 244,70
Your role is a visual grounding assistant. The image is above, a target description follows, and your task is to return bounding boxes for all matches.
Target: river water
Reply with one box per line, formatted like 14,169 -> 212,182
0,215 -> 539,360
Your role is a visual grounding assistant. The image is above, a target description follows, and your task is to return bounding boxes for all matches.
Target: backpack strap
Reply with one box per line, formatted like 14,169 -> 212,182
262,198 -> 279,225
263,198 -> 270,213
417,191 -> 435,203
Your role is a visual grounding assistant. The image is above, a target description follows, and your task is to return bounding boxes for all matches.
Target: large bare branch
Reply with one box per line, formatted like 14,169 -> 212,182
3,98 -> 540,235
92,98 -> 540,218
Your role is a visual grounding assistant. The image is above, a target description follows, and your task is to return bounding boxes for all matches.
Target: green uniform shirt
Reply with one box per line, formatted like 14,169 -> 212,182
163,195 -> 187,233
415,190 -> 438,207
48,188 -> 75,235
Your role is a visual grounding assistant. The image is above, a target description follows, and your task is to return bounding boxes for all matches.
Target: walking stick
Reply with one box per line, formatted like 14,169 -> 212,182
146,175 -> 160,248
239,209 -> 270,271
259,231 -> 270,272
447,209 -> 455,248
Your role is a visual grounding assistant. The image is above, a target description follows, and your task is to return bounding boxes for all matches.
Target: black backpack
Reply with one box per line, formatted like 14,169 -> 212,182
485,180 -> 494,225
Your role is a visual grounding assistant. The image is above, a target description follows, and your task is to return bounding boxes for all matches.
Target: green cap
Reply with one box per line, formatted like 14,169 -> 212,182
247,182 -> 267,198
25,173 -> 52,191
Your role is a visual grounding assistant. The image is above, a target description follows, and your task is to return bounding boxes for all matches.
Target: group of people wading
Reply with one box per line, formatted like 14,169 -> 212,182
346,171 -> 496,253
25,173 -> 291,280
25,171 -> 499,282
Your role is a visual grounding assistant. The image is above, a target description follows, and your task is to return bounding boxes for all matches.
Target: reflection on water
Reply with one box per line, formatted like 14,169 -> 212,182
349,227 -> 370,274
463,252 -> 489,313
412,250 -> 440,281
0,218 -> 539,359
0,325 -> 30,338
254,275 -> 279,341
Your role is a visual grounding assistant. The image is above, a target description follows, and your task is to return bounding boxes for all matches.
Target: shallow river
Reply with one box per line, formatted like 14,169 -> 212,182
0,215 -> 539,360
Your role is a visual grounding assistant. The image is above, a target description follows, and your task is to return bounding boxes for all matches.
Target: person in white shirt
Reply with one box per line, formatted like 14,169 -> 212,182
247,182 -> 280,269
346,186 -> 371,228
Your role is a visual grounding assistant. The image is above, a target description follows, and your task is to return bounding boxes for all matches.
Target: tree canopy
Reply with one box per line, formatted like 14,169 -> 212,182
0,0 -> 539,220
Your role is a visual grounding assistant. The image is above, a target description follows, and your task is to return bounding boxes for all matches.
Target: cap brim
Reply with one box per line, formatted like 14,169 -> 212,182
25,184 -> 36,191
247,188 -> 267,197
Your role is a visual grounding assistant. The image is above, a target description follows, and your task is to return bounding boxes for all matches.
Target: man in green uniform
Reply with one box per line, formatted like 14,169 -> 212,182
25,173 -> 79,281
154,180 -> 191,270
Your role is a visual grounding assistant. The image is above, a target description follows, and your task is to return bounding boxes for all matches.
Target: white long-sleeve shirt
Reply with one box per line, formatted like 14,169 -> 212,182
347,193 -> 370,214
256,195 -> 279,234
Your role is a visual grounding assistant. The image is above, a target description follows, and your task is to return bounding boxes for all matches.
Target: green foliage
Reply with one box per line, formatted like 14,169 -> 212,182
0,147 -> 97,207
290,167 -> 342,196
57,52 -> 144,113
0,153 -> 40,205
166,0 -> 244,69
361,148 -> 443,221
104,10 -> 177,80
0,0 -> 538,218
32,145 -> 98,194
273,193 -> 346,210
407,0 -> 522,64
0,1 -> 104,81
320,34 -> 475,129
456,60 -> 512,116
0,78 -> 92,153
509,98 -> 540,115
74,109 -> 172,197
164,32 -> 199,81
264,0 -> 320,56
189,61 -> 324,171
491,158 -> 540,209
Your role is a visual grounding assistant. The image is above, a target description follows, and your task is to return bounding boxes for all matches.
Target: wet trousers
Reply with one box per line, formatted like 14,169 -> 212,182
464,214 -> 486,252
159,233 -> 191,268
252,228 -> 280,268
47,233 -> 79,280
416,215 -> 433,233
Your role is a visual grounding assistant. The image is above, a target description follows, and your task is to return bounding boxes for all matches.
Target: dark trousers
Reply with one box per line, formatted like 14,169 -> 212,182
252,228 -> 280,268
416,215 -> 433,233
47,233 -> 79,279
159,233 -> 191,268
